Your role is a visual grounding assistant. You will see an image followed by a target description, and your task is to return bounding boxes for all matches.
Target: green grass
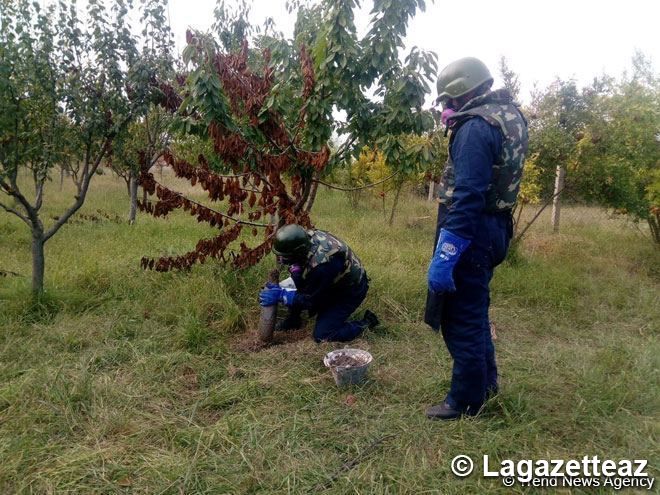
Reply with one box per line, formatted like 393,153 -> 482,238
0,170 -> 659,493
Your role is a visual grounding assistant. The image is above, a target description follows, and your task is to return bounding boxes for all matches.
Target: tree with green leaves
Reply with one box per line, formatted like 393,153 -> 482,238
0,0 -> 173,296
139,0 -> 438,270
384,133 -> 439,225
109,0 -> 175,224
111,105 -> 173,224
526,78 -> 589,197
572,53 -> 660,242
521,52 -> 659,242
498,55 -> 521,101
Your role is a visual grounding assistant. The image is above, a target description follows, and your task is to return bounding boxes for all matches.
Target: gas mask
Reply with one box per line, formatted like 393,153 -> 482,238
441,107 -> 457,126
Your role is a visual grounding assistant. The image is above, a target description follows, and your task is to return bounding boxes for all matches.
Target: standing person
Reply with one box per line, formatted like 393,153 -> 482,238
425,57 -> 528,420
259,224 -> 379,342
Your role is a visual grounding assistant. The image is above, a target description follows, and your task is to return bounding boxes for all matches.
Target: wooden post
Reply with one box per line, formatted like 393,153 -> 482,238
551,165 -> 565,233
427,180 -> 435,202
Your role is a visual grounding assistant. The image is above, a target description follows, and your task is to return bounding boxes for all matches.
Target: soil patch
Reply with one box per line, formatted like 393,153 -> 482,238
326,352 -> 368,368
233,327 -> 309,353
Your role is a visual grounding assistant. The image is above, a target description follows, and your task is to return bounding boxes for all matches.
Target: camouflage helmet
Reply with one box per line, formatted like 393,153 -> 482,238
273,224 -> 311,260
436,57 -> 493,104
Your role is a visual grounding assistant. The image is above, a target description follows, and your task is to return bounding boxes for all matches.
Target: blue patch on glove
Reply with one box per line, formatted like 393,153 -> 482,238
428,228 -> 471,293
280,288 -> 296,306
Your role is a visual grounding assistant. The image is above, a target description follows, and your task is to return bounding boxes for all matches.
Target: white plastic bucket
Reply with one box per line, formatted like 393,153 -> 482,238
323,348 -> 373,386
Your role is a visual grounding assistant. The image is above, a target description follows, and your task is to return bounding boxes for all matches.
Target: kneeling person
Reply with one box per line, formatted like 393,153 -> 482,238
259,224 -> 378,342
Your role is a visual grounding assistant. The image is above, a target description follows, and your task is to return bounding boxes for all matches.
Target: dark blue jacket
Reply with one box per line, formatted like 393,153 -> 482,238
443,118 -> 504,240
289,255 -> 348,311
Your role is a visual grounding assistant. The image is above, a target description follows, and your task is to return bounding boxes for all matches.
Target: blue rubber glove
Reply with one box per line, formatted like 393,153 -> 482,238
259,287 -> 282,307
428,228 -> 471,293
259,287 -> 297,307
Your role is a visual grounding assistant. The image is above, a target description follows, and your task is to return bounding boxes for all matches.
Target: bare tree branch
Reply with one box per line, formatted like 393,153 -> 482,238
44,137 -> 112,242
0,201 -> 31,226
0,176 -> 40,226
314,172 -> 399,191
332,135 -> 358,165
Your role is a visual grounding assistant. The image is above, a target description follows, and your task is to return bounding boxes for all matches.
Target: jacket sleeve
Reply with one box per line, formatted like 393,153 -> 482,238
291,255 -> 345,310
442,118 -> 503,240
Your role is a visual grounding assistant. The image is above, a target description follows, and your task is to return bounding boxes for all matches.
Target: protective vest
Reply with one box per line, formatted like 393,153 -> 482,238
304,230 -> 364,285
437,89 -> 529,212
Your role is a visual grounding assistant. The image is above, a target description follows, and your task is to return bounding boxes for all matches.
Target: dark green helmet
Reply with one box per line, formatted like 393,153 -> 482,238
436,57 -> 493,103
273,224 -> 311,260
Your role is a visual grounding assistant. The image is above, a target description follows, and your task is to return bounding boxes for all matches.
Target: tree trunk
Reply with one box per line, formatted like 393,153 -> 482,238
123,175 -> 131,197
128,171 -> 138,225
551,165 -> 565,233
648,213 -> 660,244
31,229 -> 45,297
60,167 -> 65,191
305,172 -> 320,212
388,182 -> 404,226
293,174 -> 313,214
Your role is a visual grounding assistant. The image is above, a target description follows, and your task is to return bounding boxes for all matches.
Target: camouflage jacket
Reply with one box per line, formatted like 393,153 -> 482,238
437,89 -> 529,212
304,230 -> 365,286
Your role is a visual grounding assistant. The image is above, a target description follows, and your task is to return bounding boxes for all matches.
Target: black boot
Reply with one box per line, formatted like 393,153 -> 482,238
362,310 -> 380,329
425,401 -> 463,420
275,314 -> 302,332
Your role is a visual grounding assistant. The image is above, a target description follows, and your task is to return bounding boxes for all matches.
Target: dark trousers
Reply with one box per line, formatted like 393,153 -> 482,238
434,207 -> 511,413
312,276 -> 369,343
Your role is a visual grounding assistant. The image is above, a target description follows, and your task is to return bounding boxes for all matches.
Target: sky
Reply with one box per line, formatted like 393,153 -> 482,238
166,0 -> 659,104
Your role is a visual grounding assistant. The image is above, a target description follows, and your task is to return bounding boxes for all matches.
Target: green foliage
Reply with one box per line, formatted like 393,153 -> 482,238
498,56 -> 520,101
0,0 -> 174,293
351,148 -> 392,196
517,154 -> 542,205
339,147 -> 391,209
571,56 -> 660,223
154,0 -> 439,263
1,0 -> 73,181
647,168 -> 660,206
169,134 -> 224,171
526,53 -> 659,241
112,106 -> 171,174
526,79 -> 589,196
343,134 -> 440,222
203,0 -> 438,169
